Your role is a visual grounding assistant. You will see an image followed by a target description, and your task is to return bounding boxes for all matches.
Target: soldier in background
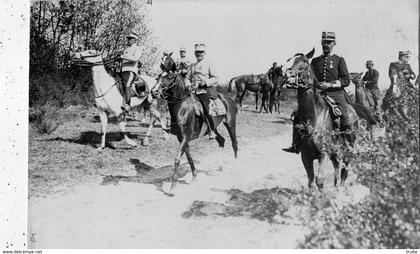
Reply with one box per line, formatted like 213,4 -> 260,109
176,47 -> 191,76
388,51 -> 416,84
362,60 -> 381,111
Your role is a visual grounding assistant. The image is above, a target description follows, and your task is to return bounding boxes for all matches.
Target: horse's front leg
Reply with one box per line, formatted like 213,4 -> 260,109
119,119 -> 137,147
301,152 -> 315,190
316,153 -> 329,191
149,101 -> 169,141
184,144 -> 197,182
98,110 -> 108,150
255,92 -> 258,111
171,139 -> 188,191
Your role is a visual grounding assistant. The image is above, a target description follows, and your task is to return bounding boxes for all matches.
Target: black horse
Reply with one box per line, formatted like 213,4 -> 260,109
227,74 -> 273,113
269,65 -> 286,113
283,49 -> 375,190
154,54 -> 238,191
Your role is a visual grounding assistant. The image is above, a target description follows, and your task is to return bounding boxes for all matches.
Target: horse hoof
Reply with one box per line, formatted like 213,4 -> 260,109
142,139 -> 149,146
96,145 -> 105,151
170,181 -> 177,191
191,174 -> 197,183
163,133 -> 170,141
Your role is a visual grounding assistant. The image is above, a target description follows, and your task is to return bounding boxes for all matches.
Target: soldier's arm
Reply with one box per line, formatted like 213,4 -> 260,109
336,57 -> 350,88
365,70 -> 379,88
204,63 -> 219,87
121,47 -> 142,62
406,65 -> 416,80
388,63 -> 397,82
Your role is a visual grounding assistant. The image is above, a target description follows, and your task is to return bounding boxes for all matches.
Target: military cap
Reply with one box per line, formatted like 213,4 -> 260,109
322,32 -> 336,41
194,43 -> 206,52
366,60 -> 374,65
399,51 -> 410,58
180,47 -> 187,52
126,32 -> 139,40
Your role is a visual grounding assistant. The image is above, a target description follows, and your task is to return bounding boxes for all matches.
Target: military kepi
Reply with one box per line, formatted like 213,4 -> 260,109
322,32 -> 335,41
126,32 -> 138,40
366,60 -> 373,65
399,51 -> 410,58
194,43 -> 206,52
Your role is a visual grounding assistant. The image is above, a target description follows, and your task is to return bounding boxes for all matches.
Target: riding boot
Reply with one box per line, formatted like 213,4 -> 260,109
283,112 -> 300,154
341,124 -> 355,147
206,116 -> 216,139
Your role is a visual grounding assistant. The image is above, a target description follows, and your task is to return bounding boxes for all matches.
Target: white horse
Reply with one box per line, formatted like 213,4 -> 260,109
73,49 -> 169,149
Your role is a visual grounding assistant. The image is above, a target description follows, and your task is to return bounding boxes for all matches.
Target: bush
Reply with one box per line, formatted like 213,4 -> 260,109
297,84 -> 419,248
29,103 -> 63,135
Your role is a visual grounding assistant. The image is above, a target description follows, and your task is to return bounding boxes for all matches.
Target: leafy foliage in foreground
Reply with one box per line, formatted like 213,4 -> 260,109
299,85 -> 419,248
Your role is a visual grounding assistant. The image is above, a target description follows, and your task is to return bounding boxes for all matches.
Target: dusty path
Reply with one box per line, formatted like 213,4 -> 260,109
28,106 -> 369,248
28,123 -> 315,248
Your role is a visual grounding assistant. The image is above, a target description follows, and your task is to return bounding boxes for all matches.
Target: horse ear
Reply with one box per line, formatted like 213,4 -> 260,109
306,48 -> 315,59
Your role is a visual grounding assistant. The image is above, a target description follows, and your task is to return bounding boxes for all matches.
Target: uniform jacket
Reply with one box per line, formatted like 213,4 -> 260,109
388,61 -> 416,83
176,57 -> 191,70
311,54 -> 350,93
362,69 -> 379,90
188,59 -> 218,95
121,44 -> 142,73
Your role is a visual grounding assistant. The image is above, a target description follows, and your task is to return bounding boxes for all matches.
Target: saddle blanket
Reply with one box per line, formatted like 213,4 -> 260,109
209,98 -> 226,116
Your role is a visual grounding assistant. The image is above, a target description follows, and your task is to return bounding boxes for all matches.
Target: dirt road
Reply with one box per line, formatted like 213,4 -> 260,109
28,105 -> 369,248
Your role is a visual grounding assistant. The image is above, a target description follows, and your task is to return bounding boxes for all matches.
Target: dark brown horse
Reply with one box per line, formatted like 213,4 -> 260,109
350,72 -> 375,110
269,66 -> 286,113
154,54 -> 238,191
284,49 -> 362,190
228,74 -> 273,113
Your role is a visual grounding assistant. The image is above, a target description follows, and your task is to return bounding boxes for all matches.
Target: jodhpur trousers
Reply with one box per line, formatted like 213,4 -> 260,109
197,93 -> 216,131
121,71 -> 135,105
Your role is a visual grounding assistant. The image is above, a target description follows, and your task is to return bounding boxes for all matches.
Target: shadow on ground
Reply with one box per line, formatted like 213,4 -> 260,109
99,159 -> 204,197
182,187 -> 308,223
44,131 -> 141,148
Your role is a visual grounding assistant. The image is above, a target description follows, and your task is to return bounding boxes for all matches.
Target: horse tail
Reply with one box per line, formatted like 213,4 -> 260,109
352,102 -> 379,126
228,78 -> 236,93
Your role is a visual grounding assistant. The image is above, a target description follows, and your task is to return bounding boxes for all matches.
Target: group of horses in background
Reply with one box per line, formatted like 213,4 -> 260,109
228,66 -> 285,114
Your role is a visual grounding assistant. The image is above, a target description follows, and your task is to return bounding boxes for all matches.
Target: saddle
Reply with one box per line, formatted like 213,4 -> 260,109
117,74 -> 149,99
188,94 -> 226,117
322,95 -> 342,128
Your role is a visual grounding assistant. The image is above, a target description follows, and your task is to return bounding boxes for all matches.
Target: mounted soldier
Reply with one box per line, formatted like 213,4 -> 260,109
176,47 -> 191,77
188,43 -> 219,139
362,60 -> 380,111
283,31 -> 354,153
388,51 -> 416,84
119,32 -> 143,112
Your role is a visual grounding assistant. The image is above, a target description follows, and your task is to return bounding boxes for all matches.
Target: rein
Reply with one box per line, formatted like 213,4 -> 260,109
73,52 -> 120,99
160,74 -> 191,104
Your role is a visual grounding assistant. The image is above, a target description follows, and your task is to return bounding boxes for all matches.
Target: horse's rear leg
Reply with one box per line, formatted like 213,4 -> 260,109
330,154 -> 340,187
119,120 -> 137,147
223,121 -> 238,158
316,154 -> 329,190
171,139 -> 188,191
238,90 -> 246,111
301,153 -> 315,189
98,111 -> 108,150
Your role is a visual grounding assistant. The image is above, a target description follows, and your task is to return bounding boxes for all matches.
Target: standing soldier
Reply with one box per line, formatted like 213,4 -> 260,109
176,47 -> 191,75
267,62 -> 278,81
188,43 -> 218,139
362,60 -> 381,111
120,32 -> 142,112
283,31 -> 353,153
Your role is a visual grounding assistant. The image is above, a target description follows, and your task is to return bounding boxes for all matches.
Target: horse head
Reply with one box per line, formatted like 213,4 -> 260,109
154,71 -> 187,102
72,49 -> 104,65
284,48 -> 317,89
349,72 -> 363,88
160,52 -> 177,74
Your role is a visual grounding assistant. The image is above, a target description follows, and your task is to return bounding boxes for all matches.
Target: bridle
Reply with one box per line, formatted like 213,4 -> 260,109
72,51 -> 120,98
158,72 -> 191,104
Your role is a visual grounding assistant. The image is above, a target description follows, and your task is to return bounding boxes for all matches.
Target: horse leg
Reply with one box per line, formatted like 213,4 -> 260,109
340,156 -> 350,186
301,152 -> 315,189
223,121 -> 238,158
119,120 -> 137,147
255,92 -> 259,112
171,139 -> 188,190
238,89 -> 246,111
142,116 -> 155,146
214,129 -> 225,148
316,154 -> 329,191
98,110 -> 108,150
184,144 -> 197,182
330,154 -> 340,188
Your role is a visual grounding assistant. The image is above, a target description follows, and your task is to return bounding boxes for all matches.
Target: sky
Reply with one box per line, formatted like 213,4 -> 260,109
152,0 -> 418,89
